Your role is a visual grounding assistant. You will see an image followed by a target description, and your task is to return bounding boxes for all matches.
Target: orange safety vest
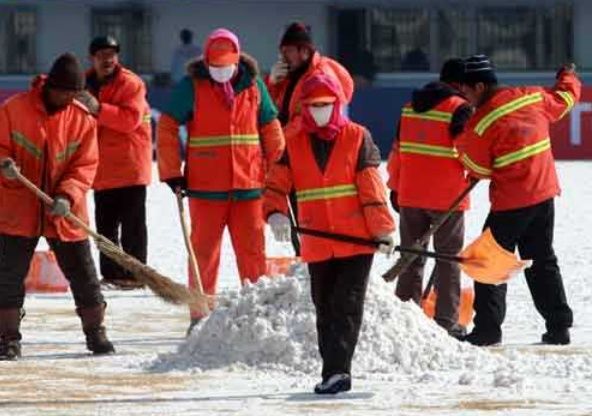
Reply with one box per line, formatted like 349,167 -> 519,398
389,96 -> 470,211
288,122 -> 374,262
186,79 -> 263,192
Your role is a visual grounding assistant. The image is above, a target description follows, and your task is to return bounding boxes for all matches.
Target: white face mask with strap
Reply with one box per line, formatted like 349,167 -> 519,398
308,104 -> 334,127
208,64 -> 236,83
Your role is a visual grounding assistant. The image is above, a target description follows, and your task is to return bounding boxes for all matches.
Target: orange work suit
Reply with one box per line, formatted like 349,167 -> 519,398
157,55 -> 284,319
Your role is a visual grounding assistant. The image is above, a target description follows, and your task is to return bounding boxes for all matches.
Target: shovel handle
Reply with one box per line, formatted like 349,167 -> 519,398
382,178 -> 478,282
296,227 -> 464,263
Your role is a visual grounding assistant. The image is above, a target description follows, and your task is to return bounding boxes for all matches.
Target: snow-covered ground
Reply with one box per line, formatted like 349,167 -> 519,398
1,162 -> 591,416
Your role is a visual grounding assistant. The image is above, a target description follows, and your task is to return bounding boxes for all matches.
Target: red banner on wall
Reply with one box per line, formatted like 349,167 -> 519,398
551,86 -> 592,159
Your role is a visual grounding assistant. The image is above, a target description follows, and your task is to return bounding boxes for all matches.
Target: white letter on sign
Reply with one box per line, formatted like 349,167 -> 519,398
571,102 -> 592,146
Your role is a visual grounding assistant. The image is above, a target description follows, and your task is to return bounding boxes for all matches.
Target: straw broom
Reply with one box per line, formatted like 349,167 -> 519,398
2,158 -> 199,306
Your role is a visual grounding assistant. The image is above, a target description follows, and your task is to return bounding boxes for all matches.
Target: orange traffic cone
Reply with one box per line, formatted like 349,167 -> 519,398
24,251 -> 69,293
266,256 -> 301,277
421,286 -> 474,327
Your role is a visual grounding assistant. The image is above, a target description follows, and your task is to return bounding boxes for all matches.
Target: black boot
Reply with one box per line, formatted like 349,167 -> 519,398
0,308 -> 23,360
463,328 -> 502,346
541,328 -> 570,345
446,323 -> 467,340
186,317 -> 202,337
314,373 -> 352,395
76,303 -> 115,355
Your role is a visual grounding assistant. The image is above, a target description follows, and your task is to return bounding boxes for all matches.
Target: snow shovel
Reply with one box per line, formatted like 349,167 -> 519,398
382,178 -> 479,282
175,189 -> 210,316
296,227 -> 530,284
2,158 -> 199,306
456,228 -> 532,284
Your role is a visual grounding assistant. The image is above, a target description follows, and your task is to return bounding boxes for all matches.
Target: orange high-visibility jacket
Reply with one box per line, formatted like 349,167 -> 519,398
457,71 -> 581,211
264,122 -> 395,262
158,55 -> 284,194
185,79 -> 263,191
387,95 -> 470,211
266,52 -> 354,125
88,65 -> 152,191
0,76 -> 98,241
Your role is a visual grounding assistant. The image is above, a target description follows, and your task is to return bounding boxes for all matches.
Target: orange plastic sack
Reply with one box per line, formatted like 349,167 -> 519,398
422,287 -> 474,326
459,228 -> 532,285
266,256 -> 301,277
24,251 -> 69,293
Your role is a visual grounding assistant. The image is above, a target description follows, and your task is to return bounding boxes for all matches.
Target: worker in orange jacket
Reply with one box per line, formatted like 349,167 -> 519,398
267,22 -> 354,128
264,73 -> 395,395
266,22 -> 354,253
157,29 -> 285,333
386,59 -> 473,339
77,36 -> 152,290
457,55 -> 580,346
0,53 -> 114,360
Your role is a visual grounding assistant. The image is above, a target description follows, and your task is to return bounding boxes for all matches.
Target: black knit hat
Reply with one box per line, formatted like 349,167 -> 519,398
463,54 -> 498,85
89,35 -> 120,55
46,53 -> 85,91
280,22 -> 313,48
440,58 -> 465,84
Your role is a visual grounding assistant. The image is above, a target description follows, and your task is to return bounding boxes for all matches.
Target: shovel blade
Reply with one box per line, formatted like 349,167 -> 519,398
460,228 -> 532,284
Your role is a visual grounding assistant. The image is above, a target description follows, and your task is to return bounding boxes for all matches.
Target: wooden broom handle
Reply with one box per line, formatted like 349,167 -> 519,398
6,159 -> 102,241
175,190 -> 205,296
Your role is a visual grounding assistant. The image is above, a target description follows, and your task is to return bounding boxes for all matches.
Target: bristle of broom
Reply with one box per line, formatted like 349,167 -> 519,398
94,237 -> 197,305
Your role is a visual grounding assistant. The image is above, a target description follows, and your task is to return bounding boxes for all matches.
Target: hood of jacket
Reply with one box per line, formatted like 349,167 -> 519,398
411,81 -> 464,112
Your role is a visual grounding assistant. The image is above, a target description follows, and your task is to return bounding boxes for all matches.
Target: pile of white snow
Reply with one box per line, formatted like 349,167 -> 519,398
148,272 -> 592,390
149,274 -> 505,378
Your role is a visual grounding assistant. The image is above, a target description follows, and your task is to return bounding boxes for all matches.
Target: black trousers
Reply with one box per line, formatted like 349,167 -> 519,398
94,185 -> 147,279
473,198 -> 573,337
0,234 -> 104,308
308,254 -> 373,380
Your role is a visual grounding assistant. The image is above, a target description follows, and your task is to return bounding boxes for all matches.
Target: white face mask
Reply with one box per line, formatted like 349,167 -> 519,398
308,105 -> 334,127
208,64 -> 236,83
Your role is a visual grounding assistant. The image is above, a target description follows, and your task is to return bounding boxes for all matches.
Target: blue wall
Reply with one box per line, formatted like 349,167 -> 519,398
348,86 -> 414,157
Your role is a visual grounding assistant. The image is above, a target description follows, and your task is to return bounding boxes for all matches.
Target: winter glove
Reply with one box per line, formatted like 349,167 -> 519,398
164,177 -> 187,194
389,190 -> 400,213
0,158 -> 18,180
76,90 -> 100,116
376,232 -> 396,256
269,59 -> 289,85
268,212 -> 291,242
50,196 -> 71,217
556,63 -> 576,79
